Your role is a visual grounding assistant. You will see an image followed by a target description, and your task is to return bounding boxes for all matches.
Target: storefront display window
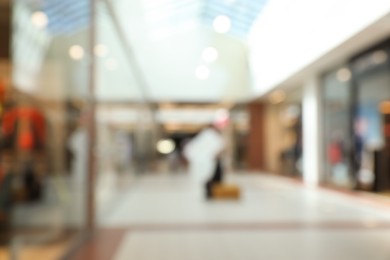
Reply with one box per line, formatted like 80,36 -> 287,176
322,38 -> 390,192
322,67 -> 353,188
352,42 -> 390,192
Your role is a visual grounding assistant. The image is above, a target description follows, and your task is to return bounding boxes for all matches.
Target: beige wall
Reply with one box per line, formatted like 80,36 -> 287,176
264,104 -> 283,173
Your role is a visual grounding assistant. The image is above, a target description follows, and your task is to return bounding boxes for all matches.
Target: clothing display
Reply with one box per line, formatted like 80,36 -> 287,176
1,106 -> 45,151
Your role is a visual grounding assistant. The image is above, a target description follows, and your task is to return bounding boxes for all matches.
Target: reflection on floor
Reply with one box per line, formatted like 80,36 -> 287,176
101,173 -> 390,225
93,173 -> 390,260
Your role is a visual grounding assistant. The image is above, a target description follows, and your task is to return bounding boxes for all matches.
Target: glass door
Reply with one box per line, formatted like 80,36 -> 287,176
352,43 -> 390,192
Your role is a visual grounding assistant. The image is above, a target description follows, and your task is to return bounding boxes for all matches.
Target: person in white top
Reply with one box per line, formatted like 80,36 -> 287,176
183,123 -> 225,198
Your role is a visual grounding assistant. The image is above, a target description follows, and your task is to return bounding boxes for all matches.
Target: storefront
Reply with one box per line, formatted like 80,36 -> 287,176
322,37 -> 390,193
352,38 -> 390,192
264,87 -> 303,177
322,66 -> 353,188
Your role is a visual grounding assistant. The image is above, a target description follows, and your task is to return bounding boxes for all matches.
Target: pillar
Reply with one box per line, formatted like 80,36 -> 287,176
302,78 -> 322,187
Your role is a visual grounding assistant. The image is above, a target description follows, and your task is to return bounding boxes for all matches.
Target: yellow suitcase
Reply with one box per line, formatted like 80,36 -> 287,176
212,184 -> 240,199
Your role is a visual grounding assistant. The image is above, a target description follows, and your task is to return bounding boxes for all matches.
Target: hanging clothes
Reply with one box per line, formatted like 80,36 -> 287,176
1,106 -> 46,151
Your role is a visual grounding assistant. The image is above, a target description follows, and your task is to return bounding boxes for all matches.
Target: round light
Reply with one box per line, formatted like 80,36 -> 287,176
31,11 -> 48,29
213,15 -> 231,34
337,68 -> 351,82
195,65 -> 210,80
94,44 -> 108,57
371,50 -> 387,65
268,90 -> 286,104
157,139 -> 176,154
69,45 -> 84,60
105,58 -> 118,71
202,47 -> 219,63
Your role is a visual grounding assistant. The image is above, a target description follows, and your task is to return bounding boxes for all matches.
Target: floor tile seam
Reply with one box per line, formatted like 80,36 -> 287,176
110,221 -> 390,233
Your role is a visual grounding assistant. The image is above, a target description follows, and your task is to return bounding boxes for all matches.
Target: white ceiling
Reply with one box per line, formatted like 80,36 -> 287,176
94,0 -> 251,103
249,0 -> 390,97
21,0 -> 390,106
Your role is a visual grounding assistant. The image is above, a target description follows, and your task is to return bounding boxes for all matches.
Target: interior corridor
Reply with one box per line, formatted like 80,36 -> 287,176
75,173 -> 390,260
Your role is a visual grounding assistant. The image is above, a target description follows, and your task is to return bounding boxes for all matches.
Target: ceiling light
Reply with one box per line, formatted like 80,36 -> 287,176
202,47 -> 219,63
31,11 -> 48,29
94,44 -> 108,57
69,45 -> 84,60
371,50 -> 387,65
195,65 -> 210,80
268,90 -> 286,104
213,15 -> 231,34
337,68 -> 351,82
157,139 -> 176,154
106,58 -> 118,71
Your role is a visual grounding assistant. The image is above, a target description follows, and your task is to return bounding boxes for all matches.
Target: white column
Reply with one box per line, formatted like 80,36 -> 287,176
302,77 -> 322,187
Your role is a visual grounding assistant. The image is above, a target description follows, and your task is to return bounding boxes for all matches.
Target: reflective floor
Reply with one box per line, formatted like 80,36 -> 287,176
95,173 -> 390,260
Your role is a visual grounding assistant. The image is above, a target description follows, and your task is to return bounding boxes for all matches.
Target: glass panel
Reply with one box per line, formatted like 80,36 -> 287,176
95,1 -> 157,224
353,47 -> 390,191
322,67 -> 353,188
5,0 -> 92,257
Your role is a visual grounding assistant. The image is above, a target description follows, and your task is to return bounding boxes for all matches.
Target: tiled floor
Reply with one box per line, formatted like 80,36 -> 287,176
98,173 -> 390,260
115,230 -> 390,260
0,238 -> 72,260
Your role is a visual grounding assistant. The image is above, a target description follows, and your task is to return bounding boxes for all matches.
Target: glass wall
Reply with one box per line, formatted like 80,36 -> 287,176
5,0 -> 93,258
322,67 -> 353,188
322,37 -> 390,193
352,40 -> 390,192
1,0 -> 157,258
94,0 -> 158,226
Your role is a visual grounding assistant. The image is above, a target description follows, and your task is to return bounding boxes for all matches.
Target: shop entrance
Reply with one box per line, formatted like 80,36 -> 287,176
352,40 -> 390,192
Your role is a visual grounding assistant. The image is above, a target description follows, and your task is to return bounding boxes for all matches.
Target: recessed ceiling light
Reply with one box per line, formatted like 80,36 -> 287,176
202,47 -> 219,63
371,50 -> 387,65
195,65 -> 210,80
69,45 -> 84,60
31,11 -> 48,29
213,15 -> 231,34
337,68 -> 351,82
268,90 -> 286,104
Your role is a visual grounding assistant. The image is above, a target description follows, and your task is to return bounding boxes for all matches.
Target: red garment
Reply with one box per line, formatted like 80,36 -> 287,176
328,142 -> 342,165
2,107 -> 45,150
19,131 -> 34,150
